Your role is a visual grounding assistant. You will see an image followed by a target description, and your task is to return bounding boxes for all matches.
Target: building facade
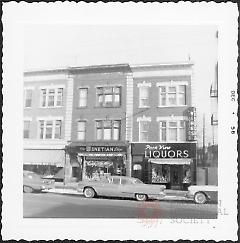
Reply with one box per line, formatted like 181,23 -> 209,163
23,62 -> 197,190
23,68 -> 73,175
129,63 -> 197,189
64,64 -> 132,182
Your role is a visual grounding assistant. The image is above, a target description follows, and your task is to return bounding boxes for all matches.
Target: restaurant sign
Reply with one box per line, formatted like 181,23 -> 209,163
76,146 -> 127,153
132,143 -> 196,159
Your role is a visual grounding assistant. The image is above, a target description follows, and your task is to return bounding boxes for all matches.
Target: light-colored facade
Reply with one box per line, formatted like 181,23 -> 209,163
23,68 -> 73,175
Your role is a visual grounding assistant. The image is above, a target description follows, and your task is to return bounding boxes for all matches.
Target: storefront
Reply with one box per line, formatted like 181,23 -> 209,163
65,142 -> 128,181
131,143 -> 197,190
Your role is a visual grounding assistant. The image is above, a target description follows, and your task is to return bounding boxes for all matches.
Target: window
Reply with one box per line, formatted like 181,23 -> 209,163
77,121 -> 86,140
139,86 -> 149,107
96,86 -> 121,107
79,88 -> 88,107
24,89 -> 32,108
23,120 -> 30,138
96,120 -> 121,140
159,120 -> 186,142
121,178 -> 131,185
112,177 -> 120,184
159,84 -> 186,106
40,88 -> 63,107
38,120 -> 62,139
139,121 -> 150,142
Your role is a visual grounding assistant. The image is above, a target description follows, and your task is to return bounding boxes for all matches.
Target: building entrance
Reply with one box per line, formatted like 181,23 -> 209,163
170,165 -> 183,189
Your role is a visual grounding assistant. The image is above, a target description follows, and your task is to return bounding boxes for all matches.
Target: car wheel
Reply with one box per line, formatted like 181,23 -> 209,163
23,186 -> 33,193
84,187 -> 96,198
135,193 -> 147,201
194,192 -> 207,204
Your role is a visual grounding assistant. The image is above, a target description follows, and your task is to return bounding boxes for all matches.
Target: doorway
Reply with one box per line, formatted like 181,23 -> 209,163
170,165 -> 183,190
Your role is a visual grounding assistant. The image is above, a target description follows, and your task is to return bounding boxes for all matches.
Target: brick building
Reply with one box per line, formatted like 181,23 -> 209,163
129,63 -> 197,189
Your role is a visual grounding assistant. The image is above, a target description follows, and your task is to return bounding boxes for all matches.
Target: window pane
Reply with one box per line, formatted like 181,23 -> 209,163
103,128 -> 111,140
161,128 -> 167,141
56,88 -> 63,106
178,93 -> 186,105
114,94 -> 120,105
113,121 -> 120,128
55,120 -> 61,139
48,89 -> 55,107
103,120 -> 111,127
179,85 -> 185,93
141,132 -> 148,142
160,93 -> 166,106
112,177 -> 120,184
179,128 -> 186,141
78,121 -> 85,131
168,86 -> 176,92
140,87 -> 148,98
169,122 -> 177,127
96,121 -> 102,128
159,86 -> 166,92
96,87 -> 103,94
168,93 -> 176,105
23,121 -> 30,138
45,121 -> 53,139
160,121 -> 166,127
96,129 -> 102,140
114,87 -> 120,94
169,128 -> 177,141
98,95 -> 103,105
113,128 -> 120,140
105,94 -> 113,103
104,87 -> 112,94
25,90 -> 32,107
79,88 -> 87,107
39,121 -> 44,139
141,122 -> 149,131
41,89 -> 47,107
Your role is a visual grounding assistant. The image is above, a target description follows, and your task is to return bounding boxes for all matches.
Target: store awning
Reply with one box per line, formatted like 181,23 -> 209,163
149,158 -> 192,165
23,149 -> 65,167
77,152 -> 124,157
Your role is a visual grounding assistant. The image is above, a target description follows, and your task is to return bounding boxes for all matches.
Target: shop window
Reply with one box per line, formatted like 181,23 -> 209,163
23,120 -> 30,138
159,84 -> 186,106
139,121 -> 149,142
133,164 -> 142,171
77,121 -> 86,140
96,120 -> 120,141
159,120 -> 186,142
78,88 -> 88,107
151,164 -> 170,184
96,86 -> 121,107
39,120 -> 62,139
139,86 -> 149,107
40,88 -> 63,107
24,89 -> 32,108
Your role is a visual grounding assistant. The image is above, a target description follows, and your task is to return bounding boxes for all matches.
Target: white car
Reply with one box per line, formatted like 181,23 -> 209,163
186,185 -> 218,204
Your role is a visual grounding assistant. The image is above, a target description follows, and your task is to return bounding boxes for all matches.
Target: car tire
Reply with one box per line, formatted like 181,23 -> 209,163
23,186 -> 34,193
135,193 -> 147,201
84,187 -> 96,198
194,192 -> 207,204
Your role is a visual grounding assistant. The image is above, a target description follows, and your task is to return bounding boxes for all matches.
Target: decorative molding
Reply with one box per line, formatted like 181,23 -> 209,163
137,116 -> 152,122
156,81 -> 189,86
133,69 -> 193,78
36,116 -> 64,121
38,84 -> 66,89
156,116 -> 188,121
137,81 -> 152,88
24,74 -> 68,82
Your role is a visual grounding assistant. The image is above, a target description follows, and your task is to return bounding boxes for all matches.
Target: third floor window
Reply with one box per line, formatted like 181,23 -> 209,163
96,120 -> 121,140
40,88 -> 63,107
96,86 -> 121,107
78,88 -> 88,107
24,89 -> 32,108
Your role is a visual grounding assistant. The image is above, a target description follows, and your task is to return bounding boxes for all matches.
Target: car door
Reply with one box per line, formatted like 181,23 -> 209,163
119,178 -> 135,198
100,177 -> 121,197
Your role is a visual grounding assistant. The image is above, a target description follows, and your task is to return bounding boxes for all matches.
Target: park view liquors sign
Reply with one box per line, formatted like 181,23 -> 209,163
131,143 -> 196,159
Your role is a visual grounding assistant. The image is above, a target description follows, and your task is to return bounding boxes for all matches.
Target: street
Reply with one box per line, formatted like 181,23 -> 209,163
23,192 -> 217,218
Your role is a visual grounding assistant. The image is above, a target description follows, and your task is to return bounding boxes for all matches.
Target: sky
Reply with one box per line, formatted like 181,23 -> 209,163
24,25 -> 218,146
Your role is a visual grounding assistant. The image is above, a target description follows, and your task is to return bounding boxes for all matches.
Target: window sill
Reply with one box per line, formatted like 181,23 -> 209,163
157,105 -> 187,108
138,106 -> 150,109
94,106 -> 121,109
76,106 -> 88,109
38,106 -> 64,109
24,107 -> 32,109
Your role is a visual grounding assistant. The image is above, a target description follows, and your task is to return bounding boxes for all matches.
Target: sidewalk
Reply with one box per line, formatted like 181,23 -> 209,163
45,182 -> 189,200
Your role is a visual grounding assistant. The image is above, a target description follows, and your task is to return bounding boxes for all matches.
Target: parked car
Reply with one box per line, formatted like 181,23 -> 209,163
77,176 -> 166,201
186,185 -> 218,204
23,170 -> 54,193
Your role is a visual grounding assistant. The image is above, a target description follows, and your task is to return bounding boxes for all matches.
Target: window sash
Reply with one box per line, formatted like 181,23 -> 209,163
139,121 -> 149,142
40,88 -> 63,107
23,121 -> 30,138
96,120 -> 120,140
39,120 -> 62,139
25,90 -> 32,107
96,86 -> 121,107
79,88 -> 88,107
139,87 -> 149,107
77,121 -> 86,140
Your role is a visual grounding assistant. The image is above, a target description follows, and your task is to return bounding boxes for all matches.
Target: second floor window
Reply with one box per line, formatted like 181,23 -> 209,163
39,120 -> 62,139
96,120 -> 120,140
96,86 -> 121,107
77,121 -> 86,140
78,88 -> 88,107
159,120 -> 186,142
139,86 -> 149,107
159,85 -> 186,106
40,88 -> 63,107
24,89 -> 32,108
139,121 -> 150,142
23,120 -> 30,138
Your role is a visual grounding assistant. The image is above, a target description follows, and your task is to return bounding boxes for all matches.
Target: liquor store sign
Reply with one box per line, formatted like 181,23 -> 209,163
132,143 -> 196,159
76,146 -> 127,153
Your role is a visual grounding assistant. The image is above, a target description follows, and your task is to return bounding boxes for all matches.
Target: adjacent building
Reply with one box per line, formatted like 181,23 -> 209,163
23,68 -> 73,175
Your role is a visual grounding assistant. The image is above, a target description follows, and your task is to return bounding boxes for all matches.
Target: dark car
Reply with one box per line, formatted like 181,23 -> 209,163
23,170 -> 54,193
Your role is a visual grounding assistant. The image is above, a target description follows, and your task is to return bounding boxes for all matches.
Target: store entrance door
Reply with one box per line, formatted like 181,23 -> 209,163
170,165 -> 183,190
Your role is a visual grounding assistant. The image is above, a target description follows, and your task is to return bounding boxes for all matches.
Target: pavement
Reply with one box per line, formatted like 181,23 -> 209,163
44,182 -> 189,200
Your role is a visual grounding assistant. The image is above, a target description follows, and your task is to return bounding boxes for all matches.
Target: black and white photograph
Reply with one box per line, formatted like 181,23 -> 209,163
2,2 -> 238,241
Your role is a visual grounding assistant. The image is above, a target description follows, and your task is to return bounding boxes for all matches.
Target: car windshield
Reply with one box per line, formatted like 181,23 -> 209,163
132,178 -> 144,184
25,172 -> 41,179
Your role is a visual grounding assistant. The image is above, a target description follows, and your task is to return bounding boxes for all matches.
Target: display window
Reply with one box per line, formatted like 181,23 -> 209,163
151,164 -> 170,183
